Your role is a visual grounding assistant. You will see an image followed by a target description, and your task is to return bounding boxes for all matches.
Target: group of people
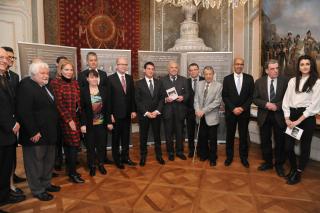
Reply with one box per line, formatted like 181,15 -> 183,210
1,47 -> 320,207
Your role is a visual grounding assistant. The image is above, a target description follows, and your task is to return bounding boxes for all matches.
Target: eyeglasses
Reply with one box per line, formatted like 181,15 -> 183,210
117,64 -> 128,66
0,56 -> 8,62
8,56 -> 17,61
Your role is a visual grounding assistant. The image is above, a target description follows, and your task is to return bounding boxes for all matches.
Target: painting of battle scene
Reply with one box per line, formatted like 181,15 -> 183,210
262,0 -> 320,77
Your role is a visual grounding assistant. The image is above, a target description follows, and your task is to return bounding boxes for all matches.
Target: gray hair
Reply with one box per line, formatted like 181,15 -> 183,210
265,59 -> 278,69
28,61 -> 49,77
203,66 -> 215,74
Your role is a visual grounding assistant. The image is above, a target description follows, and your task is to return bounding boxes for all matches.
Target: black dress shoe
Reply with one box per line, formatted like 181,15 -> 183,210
0,194 -> 25,206
275,165 -> 286,177
210,161 -> 217,167
287,170 -> 301,185
13,174 -> 26,183
156,157 -> 165,165
115,162 -> 125,169
285,167 -> 296,180
200,156 -> 208,161
188,152 -> 194,158
89,167 -> 96,176
176,153 -> 187,160
10,187 -> 24,196
224,159 -> 233,166
168,154 -> 175,161
122,159 -> 137,166
139,158 -> 146,167
52,172 -> 59,178
69,175 -> 85,183
98,165 -> 107,175
241,159 -> 250,168
104,158 -> 114,165
34,192 -> 53,201
257,163 -> 273,171
46,184 -> 61,192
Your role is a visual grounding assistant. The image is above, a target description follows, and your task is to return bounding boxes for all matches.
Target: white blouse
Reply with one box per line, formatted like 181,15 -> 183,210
282,76 -> 320,118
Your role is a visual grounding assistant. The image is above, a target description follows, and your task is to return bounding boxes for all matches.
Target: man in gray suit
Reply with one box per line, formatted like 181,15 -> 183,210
161,61 -> 189,161
253,59 -> 288,177
194,66 -> 222,166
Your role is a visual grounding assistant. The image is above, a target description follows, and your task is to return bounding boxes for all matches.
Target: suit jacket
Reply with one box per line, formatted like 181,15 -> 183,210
253,75 -> 288,128
194,80 -> 222,126
106,72 -> 136,120
187,76 -> 204,111
7,70 -> 20,94
80,84 -> 111,129
78,69 -> 107,88
17,77 -> 58,146
0,75 -> 16,146
222,73 -> 254,117
160,75 -> 189,120
135,78 -> 164,119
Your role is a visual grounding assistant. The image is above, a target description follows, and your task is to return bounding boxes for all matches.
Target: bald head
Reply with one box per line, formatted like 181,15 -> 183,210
0,48 -> 9,73
167,61 -> 179,77
116,57 -> 128,75
233,57 -> 244,74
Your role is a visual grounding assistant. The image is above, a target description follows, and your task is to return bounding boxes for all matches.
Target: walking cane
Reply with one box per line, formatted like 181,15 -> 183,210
192,118 -> 201,164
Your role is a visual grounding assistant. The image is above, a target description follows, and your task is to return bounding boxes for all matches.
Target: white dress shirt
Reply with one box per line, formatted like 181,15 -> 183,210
267,76 -> 277,101
116,71 -> 126,82
233,72 -> 243,94
282,76 -> 320,118
191,76 -> 200,91
144,77 -> 160,116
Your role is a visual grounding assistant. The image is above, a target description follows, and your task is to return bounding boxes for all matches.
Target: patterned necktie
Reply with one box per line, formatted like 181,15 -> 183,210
193,79 -> 197,93
149,79 -> 154,96
202,83 -> 209,107
270,79 -> 275,101
121,75 -> 126,94
236,76 -> 241,95
172,76 -> 176,83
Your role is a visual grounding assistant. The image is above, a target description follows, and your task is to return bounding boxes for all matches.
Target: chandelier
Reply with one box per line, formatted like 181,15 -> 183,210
155,0 -> 249,9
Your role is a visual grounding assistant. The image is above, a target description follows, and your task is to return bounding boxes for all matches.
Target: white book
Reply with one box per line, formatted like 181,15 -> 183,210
285,126 -> 304,140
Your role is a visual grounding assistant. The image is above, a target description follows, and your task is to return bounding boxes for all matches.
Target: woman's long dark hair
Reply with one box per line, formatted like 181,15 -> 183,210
295,55 -> 318,93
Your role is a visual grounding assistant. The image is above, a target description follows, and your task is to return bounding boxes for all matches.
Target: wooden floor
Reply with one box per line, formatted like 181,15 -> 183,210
2,133 -> 320,213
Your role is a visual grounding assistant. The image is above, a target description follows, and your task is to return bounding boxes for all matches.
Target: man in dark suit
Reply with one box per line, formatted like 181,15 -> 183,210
106,57 -> 137,169
78,51 -> 107,88
186,63 -> 204,157
135,62 -> 165,166
253,59 -> 288,177
222,58 -> 254,168
0,48 -> 25,206
161,61 -> 189,161
17,61 -> 60,201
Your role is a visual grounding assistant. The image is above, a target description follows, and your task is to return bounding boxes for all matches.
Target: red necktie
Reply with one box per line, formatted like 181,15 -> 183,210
121,75 -> 126,94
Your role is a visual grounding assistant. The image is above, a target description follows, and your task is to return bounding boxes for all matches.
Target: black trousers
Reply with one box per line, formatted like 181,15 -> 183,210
259,112 -> 286,166
139,116 -> 162,159
55,123 -> 64,167
112,117 -> 131,163
286,108 -> 316,171
85,125 -> 106,167
64,145 -> 78,176
0,144 -> 15,203
225,112 -> 250,160
186,111 -> 196,153
163,113 -> 184,156
198,116 -> 218,161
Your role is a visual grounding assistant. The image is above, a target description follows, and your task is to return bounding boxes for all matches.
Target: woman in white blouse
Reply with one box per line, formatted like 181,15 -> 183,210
282,55 -> 320,185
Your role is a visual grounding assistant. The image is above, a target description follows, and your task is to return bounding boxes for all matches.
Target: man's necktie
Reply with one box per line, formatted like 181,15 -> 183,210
149,79 -> 154,96
202,83 -> 209,107
172,76 -> 176,83
236,76 -> 241,95
270,79 -> 275,101
121,75 -> 126,94
193,79 -> 197,93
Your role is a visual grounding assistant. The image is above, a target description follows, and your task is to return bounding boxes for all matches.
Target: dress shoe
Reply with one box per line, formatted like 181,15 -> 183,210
139,158 -> 146,167
285,167 -> 296,180
52,172 -> 59,178
10,187 -> 24,196
13,174 -> 26,183
115,162 -> 125,169
122,159 -> 137,166
188,152 -> 194,158
34,192 -> 53,201
176,153 -> 187,160
0,194 -> 25,206
54,165 -> 62,171
287,170 -> 301,185
156,157 -> 165,165
200,156 -> 208,161
210,161 -> 217,167
241,159 -> 250,168
89,167 -> 96,176
104,158 -> 114,165
98,165 -> 107,175
168,154 -> 175,161
69,175 -> 85,184
46,184 -> 61,192
257,163 -> 273,171
224,159 -> 233,166
275,165 -> 286,177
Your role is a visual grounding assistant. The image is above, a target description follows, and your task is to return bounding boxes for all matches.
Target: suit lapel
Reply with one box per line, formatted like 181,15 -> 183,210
114,73 -> 126,95
262,76 -> 269,101
142,79 -> 153,98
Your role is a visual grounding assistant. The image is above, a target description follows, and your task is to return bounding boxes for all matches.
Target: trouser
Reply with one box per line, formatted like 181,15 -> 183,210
64,145 -> 78,176
85,125 -> 106,167
0,144 -> 15,203
112,117 -> 131,163
186,112 -> 196,153
198,116 -> 218,161
164,113 -> 184,156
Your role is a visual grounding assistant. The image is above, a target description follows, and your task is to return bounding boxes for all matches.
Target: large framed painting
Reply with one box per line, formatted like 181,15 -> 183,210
262,0 -> 320,77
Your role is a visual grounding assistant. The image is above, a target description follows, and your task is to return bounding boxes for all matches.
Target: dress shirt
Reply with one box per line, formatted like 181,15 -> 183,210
282,76 -> 320,118
144,77 -> 160,117
116,72 -> 126,83
267,76 -> 277,101
191,76 -> 200,91
233,72 -> 243,93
